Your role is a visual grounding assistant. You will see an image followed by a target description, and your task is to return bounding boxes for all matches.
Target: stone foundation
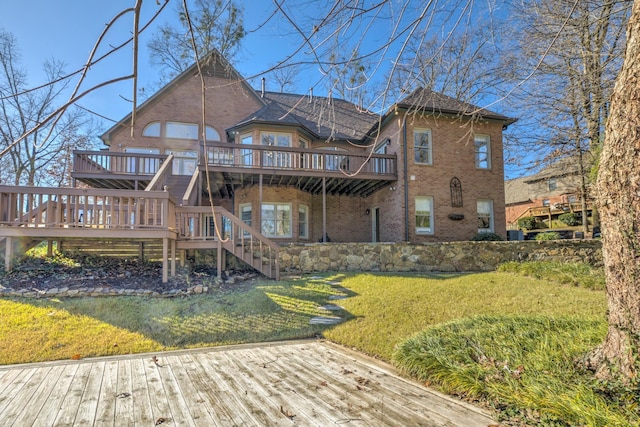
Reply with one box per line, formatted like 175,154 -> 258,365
279,240 -> 602,273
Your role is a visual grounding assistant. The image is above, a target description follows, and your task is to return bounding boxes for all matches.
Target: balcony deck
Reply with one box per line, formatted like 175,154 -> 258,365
204,143 -> 397,198
72,145 -> 397,199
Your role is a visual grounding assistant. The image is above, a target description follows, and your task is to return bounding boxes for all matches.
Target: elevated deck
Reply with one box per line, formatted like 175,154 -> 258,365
0,186 -> 279,281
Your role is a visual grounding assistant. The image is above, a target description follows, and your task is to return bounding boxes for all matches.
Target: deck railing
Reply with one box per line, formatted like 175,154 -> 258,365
0,186 -> 174,230
73,151 -> 169,176
204,143 -> 397,177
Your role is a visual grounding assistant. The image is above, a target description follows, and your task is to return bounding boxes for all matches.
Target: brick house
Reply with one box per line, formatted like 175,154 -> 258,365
1,51 -> 515,280
505,157 -> 591,230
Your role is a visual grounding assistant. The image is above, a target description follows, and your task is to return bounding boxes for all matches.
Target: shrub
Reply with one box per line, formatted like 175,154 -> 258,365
517,216 -> 537,230
535,231 -> 561,241
470,232 -> 504,241
558,212 -> 581,226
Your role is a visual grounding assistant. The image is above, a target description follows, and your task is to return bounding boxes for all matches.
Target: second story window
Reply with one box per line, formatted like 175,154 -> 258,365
261,132 -> 292,168
143,121 -> 161,137
166,122 -> 199,140
548,178 -> 557,191
474,134 -> 491,169
414,129 -> 432,165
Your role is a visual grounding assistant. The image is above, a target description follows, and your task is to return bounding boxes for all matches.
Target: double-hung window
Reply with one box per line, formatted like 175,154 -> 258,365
415,196 -> 434,235
414,129 -> 432,165
477,199 -> 494,233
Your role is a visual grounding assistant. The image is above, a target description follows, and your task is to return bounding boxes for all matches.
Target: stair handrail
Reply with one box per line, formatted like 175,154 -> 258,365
145,154 -> 174,191
182,168 -> 200,206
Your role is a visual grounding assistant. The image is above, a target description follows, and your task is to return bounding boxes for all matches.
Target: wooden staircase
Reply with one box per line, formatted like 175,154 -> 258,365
175,206 -> 280,280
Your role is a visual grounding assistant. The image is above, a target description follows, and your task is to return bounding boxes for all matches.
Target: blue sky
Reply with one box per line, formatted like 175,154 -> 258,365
2,1 -> 304,125
2,0 -> 522,176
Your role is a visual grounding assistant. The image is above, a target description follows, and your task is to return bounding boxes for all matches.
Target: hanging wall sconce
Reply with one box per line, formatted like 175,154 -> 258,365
365,208 -> 370,215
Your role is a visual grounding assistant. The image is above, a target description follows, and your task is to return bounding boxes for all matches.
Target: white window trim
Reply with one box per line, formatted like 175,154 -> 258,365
142,121 -> 161,137
260,131 -> 292,147
474,134 -> 491,169
299,204 -> 309,239
477,199 -> 495,233
166,122 -> 199,140
261,202 -> 293,238
414,129 -> 433,165
415,196 -> 434,235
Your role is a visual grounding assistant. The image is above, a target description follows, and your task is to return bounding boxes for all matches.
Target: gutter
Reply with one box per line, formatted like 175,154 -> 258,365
403,115 -> 409,241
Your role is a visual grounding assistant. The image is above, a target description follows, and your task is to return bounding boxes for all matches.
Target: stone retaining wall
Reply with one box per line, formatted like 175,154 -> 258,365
279,240 -> 602,273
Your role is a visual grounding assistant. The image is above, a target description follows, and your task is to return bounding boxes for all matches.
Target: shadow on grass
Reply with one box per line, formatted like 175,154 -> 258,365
13,273 -> 359,352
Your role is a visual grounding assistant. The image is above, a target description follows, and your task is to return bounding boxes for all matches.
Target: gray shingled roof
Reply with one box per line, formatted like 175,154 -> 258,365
523,157 -> 581,183
396,88 -> 516,124
230,92 -> 379,142
505,177 -> 532,205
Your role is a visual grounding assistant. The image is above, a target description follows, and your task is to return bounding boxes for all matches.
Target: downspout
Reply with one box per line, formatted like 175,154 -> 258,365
403,115 -> 409,242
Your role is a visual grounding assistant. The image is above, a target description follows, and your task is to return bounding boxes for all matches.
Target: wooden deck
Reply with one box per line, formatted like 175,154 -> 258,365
0,340 -> 496,426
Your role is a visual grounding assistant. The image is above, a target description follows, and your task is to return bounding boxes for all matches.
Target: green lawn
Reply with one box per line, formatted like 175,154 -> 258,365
0,278 -> 343,364
2,259 -> 635,425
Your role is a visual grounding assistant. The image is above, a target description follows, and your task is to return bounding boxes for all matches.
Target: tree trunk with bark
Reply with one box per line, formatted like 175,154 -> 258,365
588,0 -> 640,381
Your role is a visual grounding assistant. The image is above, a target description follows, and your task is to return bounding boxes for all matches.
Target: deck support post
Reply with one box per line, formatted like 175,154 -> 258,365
47,240 -> 53,257
5,236 -> 13,272
322,177 -> 327,242
217,241 -> 222,279
170,239 -> 176,277
162,237 -> 168,283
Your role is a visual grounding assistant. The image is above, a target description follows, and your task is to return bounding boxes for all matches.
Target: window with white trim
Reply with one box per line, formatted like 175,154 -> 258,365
142,122 -> 161,137
477,199 -> 494,233
206,126 -> 221,141
261,203 -> 292,238
240,203 -> 252,237
240,134 -> 253,166
261,132 -> 292,167
415,196 -> 434,235
166,122 -> 199,139
299,205 -> 309,239
548,178 -> 557,191
414,129 -> 432,164
474,134 -> 491,169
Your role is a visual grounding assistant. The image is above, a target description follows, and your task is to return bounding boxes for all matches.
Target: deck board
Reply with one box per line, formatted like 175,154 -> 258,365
0,341 -> 496,426
30,364 -> 79,427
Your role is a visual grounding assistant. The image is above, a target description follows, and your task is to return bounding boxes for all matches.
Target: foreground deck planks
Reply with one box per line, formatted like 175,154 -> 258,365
0,341 -> 496,426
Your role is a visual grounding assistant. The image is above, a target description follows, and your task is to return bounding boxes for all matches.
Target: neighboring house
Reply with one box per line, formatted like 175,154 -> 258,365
0,51 -> 516,280
505,157 -> 591,229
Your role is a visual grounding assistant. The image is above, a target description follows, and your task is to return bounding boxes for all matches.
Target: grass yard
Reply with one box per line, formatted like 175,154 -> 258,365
2,257 -> 636,425
0,278 -> 343,365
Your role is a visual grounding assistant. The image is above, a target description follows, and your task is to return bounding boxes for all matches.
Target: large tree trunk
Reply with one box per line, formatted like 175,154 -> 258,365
588,0 -> 640,381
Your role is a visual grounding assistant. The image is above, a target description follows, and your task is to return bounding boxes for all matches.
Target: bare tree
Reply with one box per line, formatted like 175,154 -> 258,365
506,0 -> 630,232
269,65 -> 299,93
0,30 -> 96,186
147,0 -> 245,83
390,25 -> 509,105
587,0 -> 640,382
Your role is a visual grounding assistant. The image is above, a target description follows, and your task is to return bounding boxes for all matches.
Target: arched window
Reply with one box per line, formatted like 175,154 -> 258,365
142,121 -> 161,137
206,126 -> 221,141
